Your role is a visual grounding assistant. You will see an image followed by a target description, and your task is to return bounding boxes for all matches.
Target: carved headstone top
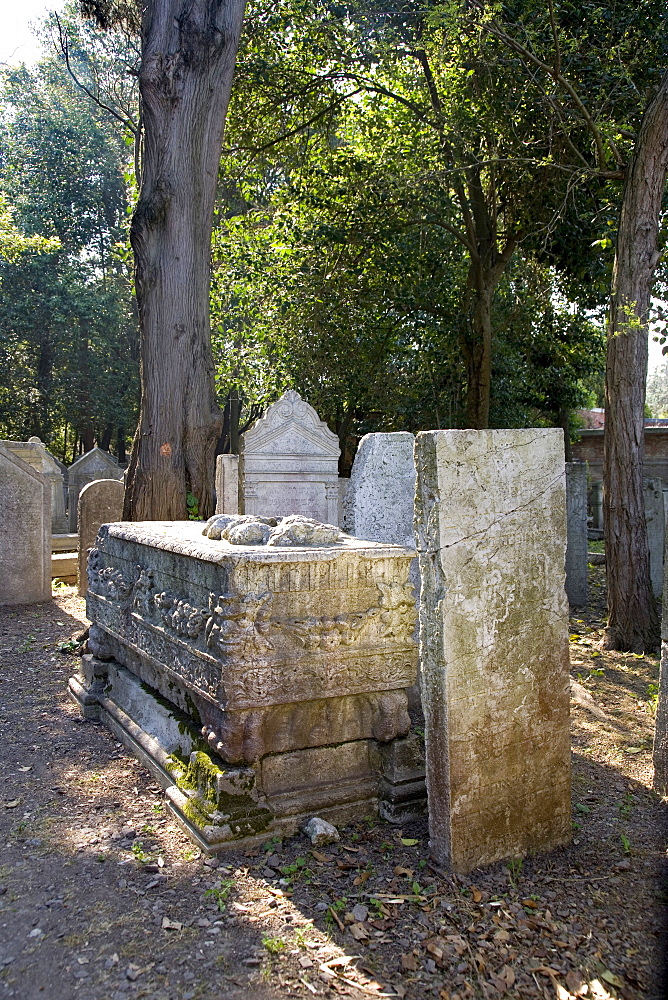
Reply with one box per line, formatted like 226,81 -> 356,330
2,437 -> 62,477
239,391 -> 341,523
68,447 -> 123,484
241,391 -> 340,470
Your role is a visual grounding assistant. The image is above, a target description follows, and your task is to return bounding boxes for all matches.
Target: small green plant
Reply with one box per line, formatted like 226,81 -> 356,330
293,924 -> 313,949
279,856 -> 313,883
141,824 -> 157,835
575,803 -> 591,815
56,638 -> 79,654
131,840 -> 154,864
182,847 -> 199,862
368,897 -> 385,918
262,935 -> 285,954
507,857 -> 523,889
647,682 -> 659,713
186,492 -> 200,520
589,668 -> 605,677
19,635 -> 36,653
363,815 -> 376,830
151,803 -> 164,815
204,878 -> 234,912
618,794 -> 634,819
417,859 -> 427,870
379,841 -> 394,854
262,835 -> 282,853
325,897 -> 347,926
620,832 -> 631,855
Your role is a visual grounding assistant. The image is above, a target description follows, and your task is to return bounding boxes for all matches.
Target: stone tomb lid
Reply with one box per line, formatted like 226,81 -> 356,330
95,519 -> 415,564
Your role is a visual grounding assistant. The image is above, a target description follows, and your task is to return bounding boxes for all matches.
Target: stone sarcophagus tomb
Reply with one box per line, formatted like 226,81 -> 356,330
69,515 -> 418,850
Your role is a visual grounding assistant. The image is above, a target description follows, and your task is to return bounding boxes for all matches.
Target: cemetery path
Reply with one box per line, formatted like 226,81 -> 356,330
0,570 -> 666,1000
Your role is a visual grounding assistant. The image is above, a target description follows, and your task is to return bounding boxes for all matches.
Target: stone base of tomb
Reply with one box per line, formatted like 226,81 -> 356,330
69,655 -> 420,852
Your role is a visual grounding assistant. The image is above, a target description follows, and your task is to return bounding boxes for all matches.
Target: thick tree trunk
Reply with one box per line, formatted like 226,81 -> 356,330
603,71 -> 668,652
463,284 -> 493,429
123,0 -> 246,521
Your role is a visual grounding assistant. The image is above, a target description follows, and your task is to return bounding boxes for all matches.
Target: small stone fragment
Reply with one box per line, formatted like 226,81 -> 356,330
351,903 -> 369,923
304,817 -> 340,847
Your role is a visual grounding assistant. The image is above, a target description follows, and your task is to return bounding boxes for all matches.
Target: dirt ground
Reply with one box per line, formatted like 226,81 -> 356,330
0,566 -> 666,1000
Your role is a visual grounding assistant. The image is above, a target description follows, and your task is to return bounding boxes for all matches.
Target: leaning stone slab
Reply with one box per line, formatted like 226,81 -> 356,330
69,518 -> 417,851
239,391 -> 340,523
415,429 -> 571,873
565,461 -> 588,606
77,478 -> 125,597
0,443 -> 51,605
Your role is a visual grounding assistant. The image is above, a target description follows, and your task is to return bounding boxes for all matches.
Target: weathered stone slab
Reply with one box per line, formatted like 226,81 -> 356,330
0,443 -> 51,605
70,519 -> 418,849
239,391 -> 340,523
565,461 -> 588,606
2,437 -> 67,533
414,429 -> 571,872
67,448 -> 123,531
653,536 -> 668,795
342,432 -> 416,547
215,454 -> 239,514
77,478 -> 125,597
644,478 -> 665,598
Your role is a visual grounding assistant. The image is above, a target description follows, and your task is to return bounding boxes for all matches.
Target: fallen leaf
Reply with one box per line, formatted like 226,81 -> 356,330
589,981 -> 611,1000
349,922 -> 369,941
401,953 -> 419,972
601,970 -> 624,989
565,970 -> 587,996
471,888 -> 482,903
17,766 -> 32,773
393,866 -> 414,878
353,872 -> 371,886
161,917 -> 182,931
521,898 -> 538,909
311,850 -> 331,863
624,746 -> 645,754
4,800 -> 20,809
400,838 -> 418,846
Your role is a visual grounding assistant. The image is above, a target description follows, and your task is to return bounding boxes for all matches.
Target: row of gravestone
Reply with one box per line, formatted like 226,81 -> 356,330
0,391 -> 624,607
1,438 -> 124,534
216,392 -> 598,606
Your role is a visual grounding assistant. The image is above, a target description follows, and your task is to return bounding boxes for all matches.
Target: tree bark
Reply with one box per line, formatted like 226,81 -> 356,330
603,71 -> 668,652
462,283 -> 494,429
123,0 -> 246,521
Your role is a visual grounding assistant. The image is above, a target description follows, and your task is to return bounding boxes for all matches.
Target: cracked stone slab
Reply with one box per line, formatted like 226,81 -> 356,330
414,429 -> 571,872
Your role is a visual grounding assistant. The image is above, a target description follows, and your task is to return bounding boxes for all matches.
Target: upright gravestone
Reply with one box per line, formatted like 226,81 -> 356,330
214,454 -> 239,515
414,429 -> 571,872
239,391 -> 340,523
2,437 -> 68,534
67,448 -> 123,532
77,479 -> 125,597
0,443 -> 51,605
565,461 -> 588,606
644,478 -> 665,599
342,432 -> 416,547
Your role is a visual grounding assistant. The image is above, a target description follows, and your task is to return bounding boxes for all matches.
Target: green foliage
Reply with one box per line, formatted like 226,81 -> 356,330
0,14 -> 138,457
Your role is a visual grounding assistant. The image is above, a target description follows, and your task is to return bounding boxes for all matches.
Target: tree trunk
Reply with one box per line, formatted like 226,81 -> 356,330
603,71 -> 668,653
463,284 -> 493,429
123,0 -> 246,522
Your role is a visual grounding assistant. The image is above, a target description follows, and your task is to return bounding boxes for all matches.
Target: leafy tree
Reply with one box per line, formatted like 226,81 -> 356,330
0,51 -> 138,458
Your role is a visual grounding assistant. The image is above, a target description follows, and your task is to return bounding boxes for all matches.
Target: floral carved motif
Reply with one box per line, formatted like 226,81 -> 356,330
205,591 -> 274,657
